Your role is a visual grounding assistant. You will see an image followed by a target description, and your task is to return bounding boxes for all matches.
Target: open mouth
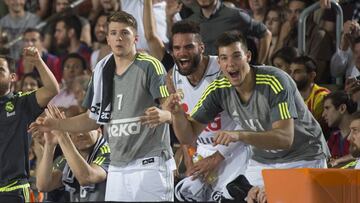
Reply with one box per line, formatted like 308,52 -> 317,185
228,71 -> 240,78
179,58 -> 191,67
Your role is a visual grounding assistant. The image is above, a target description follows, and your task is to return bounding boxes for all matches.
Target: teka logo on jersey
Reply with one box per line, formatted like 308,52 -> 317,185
108,117 -> 142,137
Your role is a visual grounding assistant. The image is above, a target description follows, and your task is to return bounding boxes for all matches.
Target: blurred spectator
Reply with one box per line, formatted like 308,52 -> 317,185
69,75 -> 91,114
121,0 -> 169,52
322,0 -> 359,37
249,0 -> 269,22
25,0 -> 51,19
0,28 -> 10,55
271,46 -> 299,74
44,0 -> 92,50
290,56 -> 330,122
90,12 -> 111,70
50,53 -> 88,109
88,0 -> 121,23
277,0 -> 333,83
264,6 -> 285,63
346,111 -> 360,169
17,28 -> 62,82
184,0 -> 272,64
20,72 -> 43,92
53,15 -> 92,65
330,22 -> 360,80
0,0 -> 41,60
322,91 -> 357,167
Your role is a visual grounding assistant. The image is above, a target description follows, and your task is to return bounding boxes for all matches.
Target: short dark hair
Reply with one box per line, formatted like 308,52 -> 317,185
324,91 -> 357,114
215,31 -> 248,52
23,28 -> 44,39
291,55 -> 317,72
107,11 -> 137,32
271,46 -> 299,65
57,15 -> 82,40
171,21 -> 201,38
0,55 -> 15,73
21,72 -> 43,89
62,53 -> 87,70
288,0 -> 312,7
351,111 -> 360,122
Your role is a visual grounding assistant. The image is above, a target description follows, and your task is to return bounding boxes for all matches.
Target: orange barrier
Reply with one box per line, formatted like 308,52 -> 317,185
262,168 -> 360,203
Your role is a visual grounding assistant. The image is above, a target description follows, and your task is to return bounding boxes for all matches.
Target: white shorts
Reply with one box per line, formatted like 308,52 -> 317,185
245,158 -> 327,186
175,144 -> 251,201
105,156 -> 176,202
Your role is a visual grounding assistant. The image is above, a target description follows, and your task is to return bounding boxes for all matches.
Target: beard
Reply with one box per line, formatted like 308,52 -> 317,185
175,54 -> 201,76
0,79 -> 11,96
295,78 -> 309,91
197,0 -> 216,9
350,142 -> 360,158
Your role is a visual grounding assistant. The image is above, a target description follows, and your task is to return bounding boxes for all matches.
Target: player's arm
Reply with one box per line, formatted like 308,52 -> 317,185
57,131 -> 107,186
29,110 -> 100,134
36,138 -> 63,192
22,47 -> 60,107
214,118 -> 294,150
257,29 -> 272,64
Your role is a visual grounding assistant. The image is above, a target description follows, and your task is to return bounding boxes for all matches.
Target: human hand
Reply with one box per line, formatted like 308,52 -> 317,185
344,77 -> 360,94
247,186 -> 267,203
140,106 -> 171,128
319,0 -> 331,9
23,46 -> 42,67
189,152 -> 223,183
166,0 -> 182,19
162,91 -> 184,114
212,130 -> 240,146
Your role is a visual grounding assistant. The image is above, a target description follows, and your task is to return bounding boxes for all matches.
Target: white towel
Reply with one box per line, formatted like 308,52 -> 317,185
89,53 -> 114,124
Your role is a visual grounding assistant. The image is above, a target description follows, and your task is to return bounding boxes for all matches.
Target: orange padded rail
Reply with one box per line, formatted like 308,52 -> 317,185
262,168 -> 360,203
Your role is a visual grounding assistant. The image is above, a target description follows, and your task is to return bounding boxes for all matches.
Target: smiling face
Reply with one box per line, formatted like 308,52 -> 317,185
172,33 -> 203,76
106,22 -> 137,58
217,42 -> 251,87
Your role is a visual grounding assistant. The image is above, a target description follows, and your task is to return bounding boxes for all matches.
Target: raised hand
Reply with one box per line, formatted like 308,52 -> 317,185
166,0 -> 182,19
162,91 -> 184,114
23,46 -> 42,67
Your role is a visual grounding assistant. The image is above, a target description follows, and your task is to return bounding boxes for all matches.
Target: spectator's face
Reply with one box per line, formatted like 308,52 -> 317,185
106,22 -> 138,57
0,58 -> 14,95
23,31 -> 42,51
197,0 -> 217,9
217,42 -> 251,87
62,57 -> 84,83
5,0 -> 25,14
55,0 -> 70,13
289,63 -> 309,91
54,21 -> 70,49
95,15 -> 108,44
353,43 -> 360,69
287,1 -> 306,23
71,81 -> 86,105
249,0 -> 267,12
100,0 -> 116,11
265,10 -> 281,36
70,130 -> 98,151
349,119 -> 360,158
21,76 -> 39,92
172,33 -> 203,76
273,57 -> 290,74
322,99 -> 342,128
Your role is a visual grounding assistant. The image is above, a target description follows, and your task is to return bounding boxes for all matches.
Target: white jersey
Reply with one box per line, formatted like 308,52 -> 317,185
172,56 -> 238,150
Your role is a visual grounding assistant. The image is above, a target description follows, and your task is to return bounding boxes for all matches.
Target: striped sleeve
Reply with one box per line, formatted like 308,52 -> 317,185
256,73 -> 297,122
92,143 -> 111,172
191,78 -> 231,124
137,53 -> 169,100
